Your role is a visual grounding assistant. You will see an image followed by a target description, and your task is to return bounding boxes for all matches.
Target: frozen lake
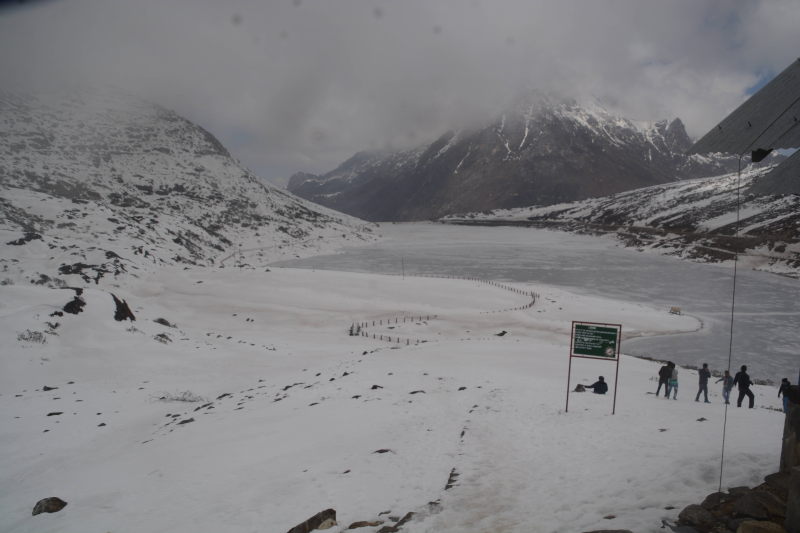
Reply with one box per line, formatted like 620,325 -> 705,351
273,223 -> 799,382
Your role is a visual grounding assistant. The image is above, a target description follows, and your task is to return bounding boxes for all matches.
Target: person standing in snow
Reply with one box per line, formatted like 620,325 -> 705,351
779,378 -> 792,413
733,365 -> 755,408
656,362 -> 671,397
716,370 -> 734,404
695,363 -> 711,403
586,376 -> 608,394
668,364 -> 679,400
664,362 -> 674,398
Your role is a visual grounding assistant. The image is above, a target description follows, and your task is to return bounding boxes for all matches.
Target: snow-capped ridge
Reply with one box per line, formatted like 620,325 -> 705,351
288,93 -> 743,221
0,91 -> 377,287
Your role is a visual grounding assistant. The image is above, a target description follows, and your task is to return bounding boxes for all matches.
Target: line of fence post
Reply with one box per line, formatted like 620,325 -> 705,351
348,271 -> 541,343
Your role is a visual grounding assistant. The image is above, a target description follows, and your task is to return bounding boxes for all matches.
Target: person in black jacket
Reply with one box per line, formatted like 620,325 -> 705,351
587,376 -> 608,395
779,378 -> 792,413
695,363 -> 711,403
733,365 -> 754,408
657,363 -> 671,397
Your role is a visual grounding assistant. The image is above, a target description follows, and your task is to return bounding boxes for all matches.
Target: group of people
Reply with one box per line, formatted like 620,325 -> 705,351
656,362 -> 681,399
582,363 -> 794,413
658,362 -> 755,407
656,362 -> 794,412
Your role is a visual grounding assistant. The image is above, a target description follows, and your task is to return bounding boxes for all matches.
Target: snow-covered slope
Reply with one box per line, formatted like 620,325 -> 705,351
0,266 -> 787,533
288,94 -> 751,221
0,91 -> 376,287
444,167 -> 800,278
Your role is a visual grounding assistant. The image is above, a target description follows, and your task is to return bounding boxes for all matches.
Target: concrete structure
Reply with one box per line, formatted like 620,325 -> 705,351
783,390 -> 800,533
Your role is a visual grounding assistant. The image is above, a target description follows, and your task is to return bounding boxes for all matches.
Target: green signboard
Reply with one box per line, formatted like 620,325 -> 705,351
571,322 -> 620,359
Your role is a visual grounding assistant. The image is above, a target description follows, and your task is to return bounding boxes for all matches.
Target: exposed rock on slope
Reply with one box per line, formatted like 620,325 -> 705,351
0,91 -> 376,286
288,95 -> 745,221
444,167 -> 800,278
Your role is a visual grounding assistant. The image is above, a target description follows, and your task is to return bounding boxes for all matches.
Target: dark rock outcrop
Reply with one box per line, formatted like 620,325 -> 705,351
678,504 -> 716,529
286,509 -> 337,533
787,467 -> 800,533
7,232 -> 42,246
677,471 -> 792,532
63,296 -> 86,315
32,497 -> 67,516
111,293 -> 136,322
347,521 -> 384,530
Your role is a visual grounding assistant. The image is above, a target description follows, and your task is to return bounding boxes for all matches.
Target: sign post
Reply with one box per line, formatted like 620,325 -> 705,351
566,321 -> 622,414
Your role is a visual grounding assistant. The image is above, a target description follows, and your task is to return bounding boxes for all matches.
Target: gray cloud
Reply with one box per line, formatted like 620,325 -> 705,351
2,0 -> 799,184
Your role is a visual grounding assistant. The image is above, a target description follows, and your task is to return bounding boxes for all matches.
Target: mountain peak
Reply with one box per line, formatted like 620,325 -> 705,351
288,100 -> 739,221
664,117 -> 691,152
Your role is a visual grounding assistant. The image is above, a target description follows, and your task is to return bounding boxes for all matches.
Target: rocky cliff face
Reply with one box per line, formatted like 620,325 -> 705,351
0,91 -> 375,286
288,95 -> 743,221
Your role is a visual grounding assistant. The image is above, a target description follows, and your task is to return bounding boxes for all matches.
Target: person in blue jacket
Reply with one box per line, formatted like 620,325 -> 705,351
587,376 -> 608,394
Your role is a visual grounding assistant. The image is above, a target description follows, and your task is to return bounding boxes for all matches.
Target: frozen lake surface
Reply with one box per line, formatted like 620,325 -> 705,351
273,223 -> 798,381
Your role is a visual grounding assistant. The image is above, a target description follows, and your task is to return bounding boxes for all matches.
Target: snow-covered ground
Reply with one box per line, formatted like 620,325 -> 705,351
1,265 -> 786,533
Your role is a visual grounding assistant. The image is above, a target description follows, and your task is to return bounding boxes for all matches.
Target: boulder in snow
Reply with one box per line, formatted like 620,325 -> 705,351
32,497 -> 67,516
735,520 -> 787,532
286,508 -> 337,533
111,293 -> 136,321
677,504 -> 716,530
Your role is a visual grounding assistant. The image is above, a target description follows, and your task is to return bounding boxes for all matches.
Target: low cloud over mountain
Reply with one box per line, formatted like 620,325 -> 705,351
288,95 -> 746,221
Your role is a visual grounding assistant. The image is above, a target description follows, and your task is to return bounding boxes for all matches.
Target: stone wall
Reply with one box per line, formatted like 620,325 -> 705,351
788,467 -> 800,533
781,387 -> 800,473
783,389 -> 800,533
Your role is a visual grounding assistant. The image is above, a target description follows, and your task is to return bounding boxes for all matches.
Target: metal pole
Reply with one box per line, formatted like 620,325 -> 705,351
565,355 -> 573,413
566,323 -> 576,413
612,356 -> 620,416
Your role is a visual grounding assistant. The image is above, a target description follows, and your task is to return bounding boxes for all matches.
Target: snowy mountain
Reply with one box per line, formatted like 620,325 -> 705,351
288,94 -> 749,221
444,167 -> 800,278
0,91 -> 376,287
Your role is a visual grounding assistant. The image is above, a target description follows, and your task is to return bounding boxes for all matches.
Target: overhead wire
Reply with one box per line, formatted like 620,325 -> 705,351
716,93 -> 800,493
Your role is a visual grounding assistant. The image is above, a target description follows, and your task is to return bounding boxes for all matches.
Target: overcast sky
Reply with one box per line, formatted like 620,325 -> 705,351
1,0 -> 799,185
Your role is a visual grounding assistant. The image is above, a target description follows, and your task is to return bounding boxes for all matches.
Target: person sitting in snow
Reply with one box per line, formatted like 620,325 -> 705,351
586,376 -> 608,394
